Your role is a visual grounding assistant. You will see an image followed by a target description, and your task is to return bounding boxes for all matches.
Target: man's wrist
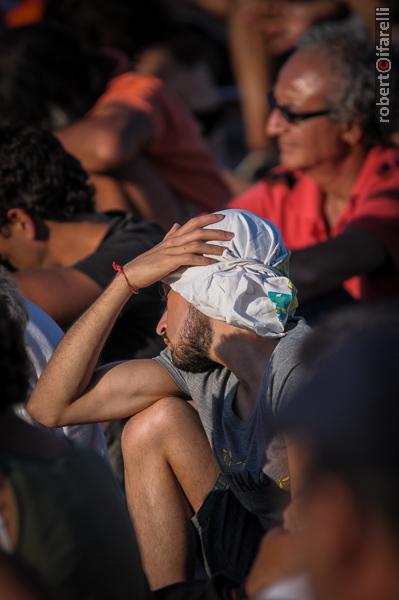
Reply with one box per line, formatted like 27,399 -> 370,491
109,272 -> 139,304
112,261 -> 139,294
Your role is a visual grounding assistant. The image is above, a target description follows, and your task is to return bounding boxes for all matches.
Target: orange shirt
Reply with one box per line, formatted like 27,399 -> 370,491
5,0 -> 44,26
93,72 -> 230,212
229,146 -> 399,302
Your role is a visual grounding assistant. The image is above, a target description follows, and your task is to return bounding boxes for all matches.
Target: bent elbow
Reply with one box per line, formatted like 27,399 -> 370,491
26,400 -> 62,429
89,129 -> 126,172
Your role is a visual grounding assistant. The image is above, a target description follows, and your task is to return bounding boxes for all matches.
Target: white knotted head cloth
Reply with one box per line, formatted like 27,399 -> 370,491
164,209 -> 298,337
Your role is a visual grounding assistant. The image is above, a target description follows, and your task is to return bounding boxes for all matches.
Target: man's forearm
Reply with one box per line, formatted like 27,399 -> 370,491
291,228 -> 388,302
28,274 -> 133,426
290,247 -> 341,302
56,106 -> 154,173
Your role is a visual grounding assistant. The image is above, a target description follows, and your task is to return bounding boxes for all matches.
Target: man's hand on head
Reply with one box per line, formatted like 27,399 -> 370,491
27,213 -> 234,429
122,213 -> 234,290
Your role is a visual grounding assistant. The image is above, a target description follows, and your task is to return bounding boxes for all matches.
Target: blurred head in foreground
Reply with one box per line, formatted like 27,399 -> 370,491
279,304 -> 399,600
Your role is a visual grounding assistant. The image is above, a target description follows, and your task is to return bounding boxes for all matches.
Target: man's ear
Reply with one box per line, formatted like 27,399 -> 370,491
6,208 -> 37,240
340,122 -> 364,147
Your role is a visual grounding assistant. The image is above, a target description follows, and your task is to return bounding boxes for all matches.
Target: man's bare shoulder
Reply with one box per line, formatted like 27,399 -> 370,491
14,267 -> 101,327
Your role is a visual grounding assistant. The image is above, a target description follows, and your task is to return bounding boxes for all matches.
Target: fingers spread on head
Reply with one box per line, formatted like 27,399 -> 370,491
163,222 -> 181,240
167,228 -> 233,248
177,212 -> 225,235
168,241 -> 224,256
180,254 -> 218,267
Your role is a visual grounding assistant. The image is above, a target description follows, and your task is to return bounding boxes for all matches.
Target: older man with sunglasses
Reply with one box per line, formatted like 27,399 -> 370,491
230,23 -> 399,316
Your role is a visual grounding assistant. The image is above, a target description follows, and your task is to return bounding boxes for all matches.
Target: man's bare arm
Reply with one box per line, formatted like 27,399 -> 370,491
229,0 -> 271,151
14,267 -> 102,328
27,283 -> 181,427
56,103 -> 155,173
290,227 -> 388,302
28,214 -> 233,427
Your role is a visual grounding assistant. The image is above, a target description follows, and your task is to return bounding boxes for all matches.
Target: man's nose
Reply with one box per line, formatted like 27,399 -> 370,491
156,309 -> 168,336
266,107 -> 289,138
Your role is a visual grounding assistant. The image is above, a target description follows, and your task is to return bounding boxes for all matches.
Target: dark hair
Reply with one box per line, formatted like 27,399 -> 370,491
298,22 -> 398,146
44,0 -> 173,60
0,298 -> 30,413
0,265 -> 28,330
280,303 -> 399,538
0,127 -> 95,224
0,23 -> 111,129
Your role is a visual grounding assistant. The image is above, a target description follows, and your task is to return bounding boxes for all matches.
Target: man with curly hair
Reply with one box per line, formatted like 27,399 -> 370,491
0,126 -> 163,362
230,23 -> 399,314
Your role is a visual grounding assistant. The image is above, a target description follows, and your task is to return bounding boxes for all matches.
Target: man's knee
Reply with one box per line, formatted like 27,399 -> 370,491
121,396 -> 194,458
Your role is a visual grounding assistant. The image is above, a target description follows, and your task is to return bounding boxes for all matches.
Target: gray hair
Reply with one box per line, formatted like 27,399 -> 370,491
297,22 -> 394,145
0,265 -> 28,330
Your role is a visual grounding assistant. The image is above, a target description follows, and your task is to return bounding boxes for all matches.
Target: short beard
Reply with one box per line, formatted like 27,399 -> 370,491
171,304 -> 216,372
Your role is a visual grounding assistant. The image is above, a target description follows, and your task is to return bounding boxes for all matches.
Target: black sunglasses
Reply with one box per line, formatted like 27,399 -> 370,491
267,90 -> 333,124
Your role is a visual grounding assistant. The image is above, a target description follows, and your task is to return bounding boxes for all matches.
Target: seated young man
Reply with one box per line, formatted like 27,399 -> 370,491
0,22 -> 231,229
0,126 -> 163,362
229,24 -> 399,311
28,209 -> 310,590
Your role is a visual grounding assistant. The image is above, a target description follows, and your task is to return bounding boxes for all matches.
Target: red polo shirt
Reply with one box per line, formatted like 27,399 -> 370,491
229,146 -> 399,301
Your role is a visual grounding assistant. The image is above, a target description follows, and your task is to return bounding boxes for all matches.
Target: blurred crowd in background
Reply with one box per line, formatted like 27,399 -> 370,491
0,1 -> 398,599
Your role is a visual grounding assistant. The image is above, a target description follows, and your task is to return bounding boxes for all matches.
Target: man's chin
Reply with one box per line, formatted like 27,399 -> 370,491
171,349 -> 216,373
278,148 -> 306,170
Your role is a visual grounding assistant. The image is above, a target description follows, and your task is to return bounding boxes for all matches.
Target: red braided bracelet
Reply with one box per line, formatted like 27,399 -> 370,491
112,261 -> 139,294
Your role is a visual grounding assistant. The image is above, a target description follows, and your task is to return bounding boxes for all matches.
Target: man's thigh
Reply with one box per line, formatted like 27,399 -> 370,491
192,476 -> 265,583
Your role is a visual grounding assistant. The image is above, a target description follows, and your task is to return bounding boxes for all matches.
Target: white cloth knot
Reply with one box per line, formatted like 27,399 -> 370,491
165,209 -> 298,337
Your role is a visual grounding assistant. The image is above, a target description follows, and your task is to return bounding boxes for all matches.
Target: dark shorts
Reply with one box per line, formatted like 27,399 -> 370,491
192,476 -> 265,583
